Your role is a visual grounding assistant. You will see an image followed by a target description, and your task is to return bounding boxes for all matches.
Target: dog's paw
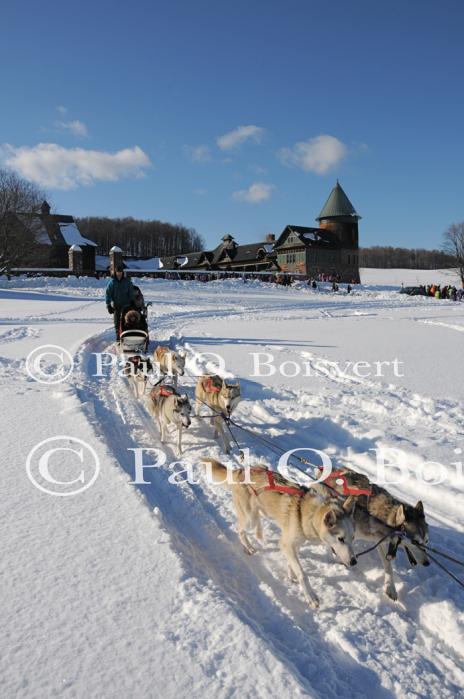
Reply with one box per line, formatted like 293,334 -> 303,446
384,585 -> 398,602
287,566 -> 298,583
244,545 -> 257,555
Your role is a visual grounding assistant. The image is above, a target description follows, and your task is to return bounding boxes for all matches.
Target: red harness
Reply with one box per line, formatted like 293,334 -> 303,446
323,469 -> 372,497
249,467 -> 306,497
203,377 -> 221,393
150,385 -> 176,401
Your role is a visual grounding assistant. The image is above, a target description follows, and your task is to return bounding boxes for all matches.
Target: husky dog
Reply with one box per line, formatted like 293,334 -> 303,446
314,466 -> 430,601
195,375 -> 241,453
153,346 -> 186,387
146,384 -> 192,455
205,459 -> 357,608
123,356 -> 153,398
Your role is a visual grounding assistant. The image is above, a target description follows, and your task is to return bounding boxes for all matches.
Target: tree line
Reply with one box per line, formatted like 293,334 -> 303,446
0,167 -> 463,281
359,246 -> 457,270
76,217 -> 204,258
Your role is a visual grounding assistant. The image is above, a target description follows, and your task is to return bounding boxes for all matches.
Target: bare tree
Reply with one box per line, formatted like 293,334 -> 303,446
359,246 -> 456,269
0,169 -> 47,273
77,216 -> 205,257
442,222 -> 464,284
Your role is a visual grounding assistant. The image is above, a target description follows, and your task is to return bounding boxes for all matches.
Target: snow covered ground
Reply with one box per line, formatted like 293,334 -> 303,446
1,271 -> 463,698
360,267 -> 461,288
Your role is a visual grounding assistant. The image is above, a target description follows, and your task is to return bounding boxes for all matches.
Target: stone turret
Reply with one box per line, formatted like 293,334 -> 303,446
316,180 -> 360,248
317,181 -> 361,282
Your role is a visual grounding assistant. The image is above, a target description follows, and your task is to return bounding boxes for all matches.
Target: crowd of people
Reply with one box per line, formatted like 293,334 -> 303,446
410,284 -> 464,301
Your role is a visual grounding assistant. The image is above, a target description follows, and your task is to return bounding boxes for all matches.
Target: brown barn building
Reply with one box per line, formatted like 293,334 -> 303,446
161,181 -> 360,281
13,201 -> 97,273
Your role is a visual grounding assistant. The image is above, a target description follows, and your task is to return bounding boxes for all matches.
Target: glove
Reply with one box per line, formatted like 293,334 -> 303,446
107,305 -> 114,315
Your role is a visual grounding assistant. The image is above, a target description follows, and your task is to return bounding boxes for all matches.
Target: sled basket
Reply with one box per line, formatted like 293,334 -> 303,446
119,329 -> 149,355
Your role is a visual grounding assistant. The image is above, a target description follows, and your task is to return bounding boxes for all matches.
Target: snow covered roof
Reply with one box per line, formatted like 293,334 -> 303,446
35,225 -> 53,245
59,223 -> 97,247
96,256 -> 162,272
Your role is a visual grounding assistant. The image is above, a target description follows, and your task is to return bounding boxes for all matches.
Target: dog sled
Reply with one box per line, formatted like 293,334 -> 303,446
118,288 -> 151,356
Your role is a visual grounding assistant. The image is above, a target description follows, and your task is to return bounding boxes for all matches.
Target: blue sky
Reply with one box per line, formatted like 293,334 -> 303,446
1,0 -> 463,250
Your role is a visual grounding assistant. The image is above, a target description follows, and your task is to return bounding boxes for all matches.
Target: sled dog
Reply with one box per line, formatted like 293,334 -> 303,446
314,466 -> 430,601
124,356 -> 152,399
195,375 -> 241,453
205,459 -> 357,608
153,346 -> 186,387
145,384 -> 192,455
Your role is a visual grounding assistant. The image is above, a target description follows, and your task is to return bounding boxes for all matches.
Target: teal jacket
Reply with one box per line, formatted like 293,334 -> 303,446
105,275 -> 135,308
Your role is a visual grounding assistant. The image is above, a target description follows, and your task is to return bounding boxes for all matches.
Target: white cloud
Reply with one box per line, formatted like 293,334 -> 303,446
55,119 -> 88,137
233,182 -> 275,204
0,143 -> 152,190
249,163 -> 267,175
57,105 -> 68,115
217,125 -> 264,150
183,144 -> 211,162
279,134 -> 347,174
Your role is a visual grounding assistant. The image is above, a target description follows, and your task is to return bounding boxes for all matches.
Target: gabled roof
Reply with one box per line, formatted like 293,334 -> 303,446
273,225 -> 336,248
39,213 -> 97,247
17,205 -> 97,248
317,181 -> 360,221
160,235 -> 278,270
223,242 -> 276,264
211,235 -> 238,264
58,222 -> 97,247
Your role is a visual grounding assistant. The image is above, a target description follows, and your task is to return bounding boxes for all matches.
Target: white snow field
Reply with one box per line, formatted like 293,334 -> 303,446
1,271 -> 463,699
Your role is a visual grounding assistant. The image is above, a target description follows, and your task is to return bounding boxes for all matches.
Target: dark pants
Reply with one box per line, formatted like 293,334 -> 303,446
114,306 -> 123,340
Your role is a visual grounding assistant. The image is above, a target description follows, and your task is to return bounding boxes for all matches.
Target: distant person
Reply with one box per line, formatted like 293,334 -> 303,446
105,264 -> 136,340
347,284 -> 352,294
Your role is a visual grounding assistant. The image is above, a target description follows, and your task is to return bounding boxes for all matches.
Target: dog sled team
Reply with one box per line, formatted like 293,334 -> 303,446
106,271 -> 431,610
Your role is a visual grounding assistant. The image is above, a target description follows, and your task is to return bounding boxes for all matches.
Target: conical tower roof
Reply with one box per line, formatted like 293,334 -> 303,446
317,181 -> 360,221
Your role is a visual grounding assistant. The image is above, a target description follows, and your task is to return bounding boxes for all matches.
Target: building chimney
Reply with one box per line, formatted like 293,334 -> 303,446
109,245 -> 124,275
68,245 -> 83,276
265,233 -> 275,243
41,200 -> 51,215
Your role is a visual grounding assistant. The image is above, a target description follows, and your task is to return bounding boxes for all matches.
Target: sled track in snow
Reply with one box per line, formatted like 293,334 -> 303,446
73,316 -> 464,698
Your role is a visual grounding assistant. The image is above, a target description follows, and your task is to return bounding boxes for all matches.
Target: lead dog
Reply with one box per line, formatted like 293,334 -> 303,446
123,356 -> 153,398
205,459 -> 357,609
153,346 -> 186,387
145,384 -> 192,455
314,466 -> 430,601
195,375 -> 241,453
